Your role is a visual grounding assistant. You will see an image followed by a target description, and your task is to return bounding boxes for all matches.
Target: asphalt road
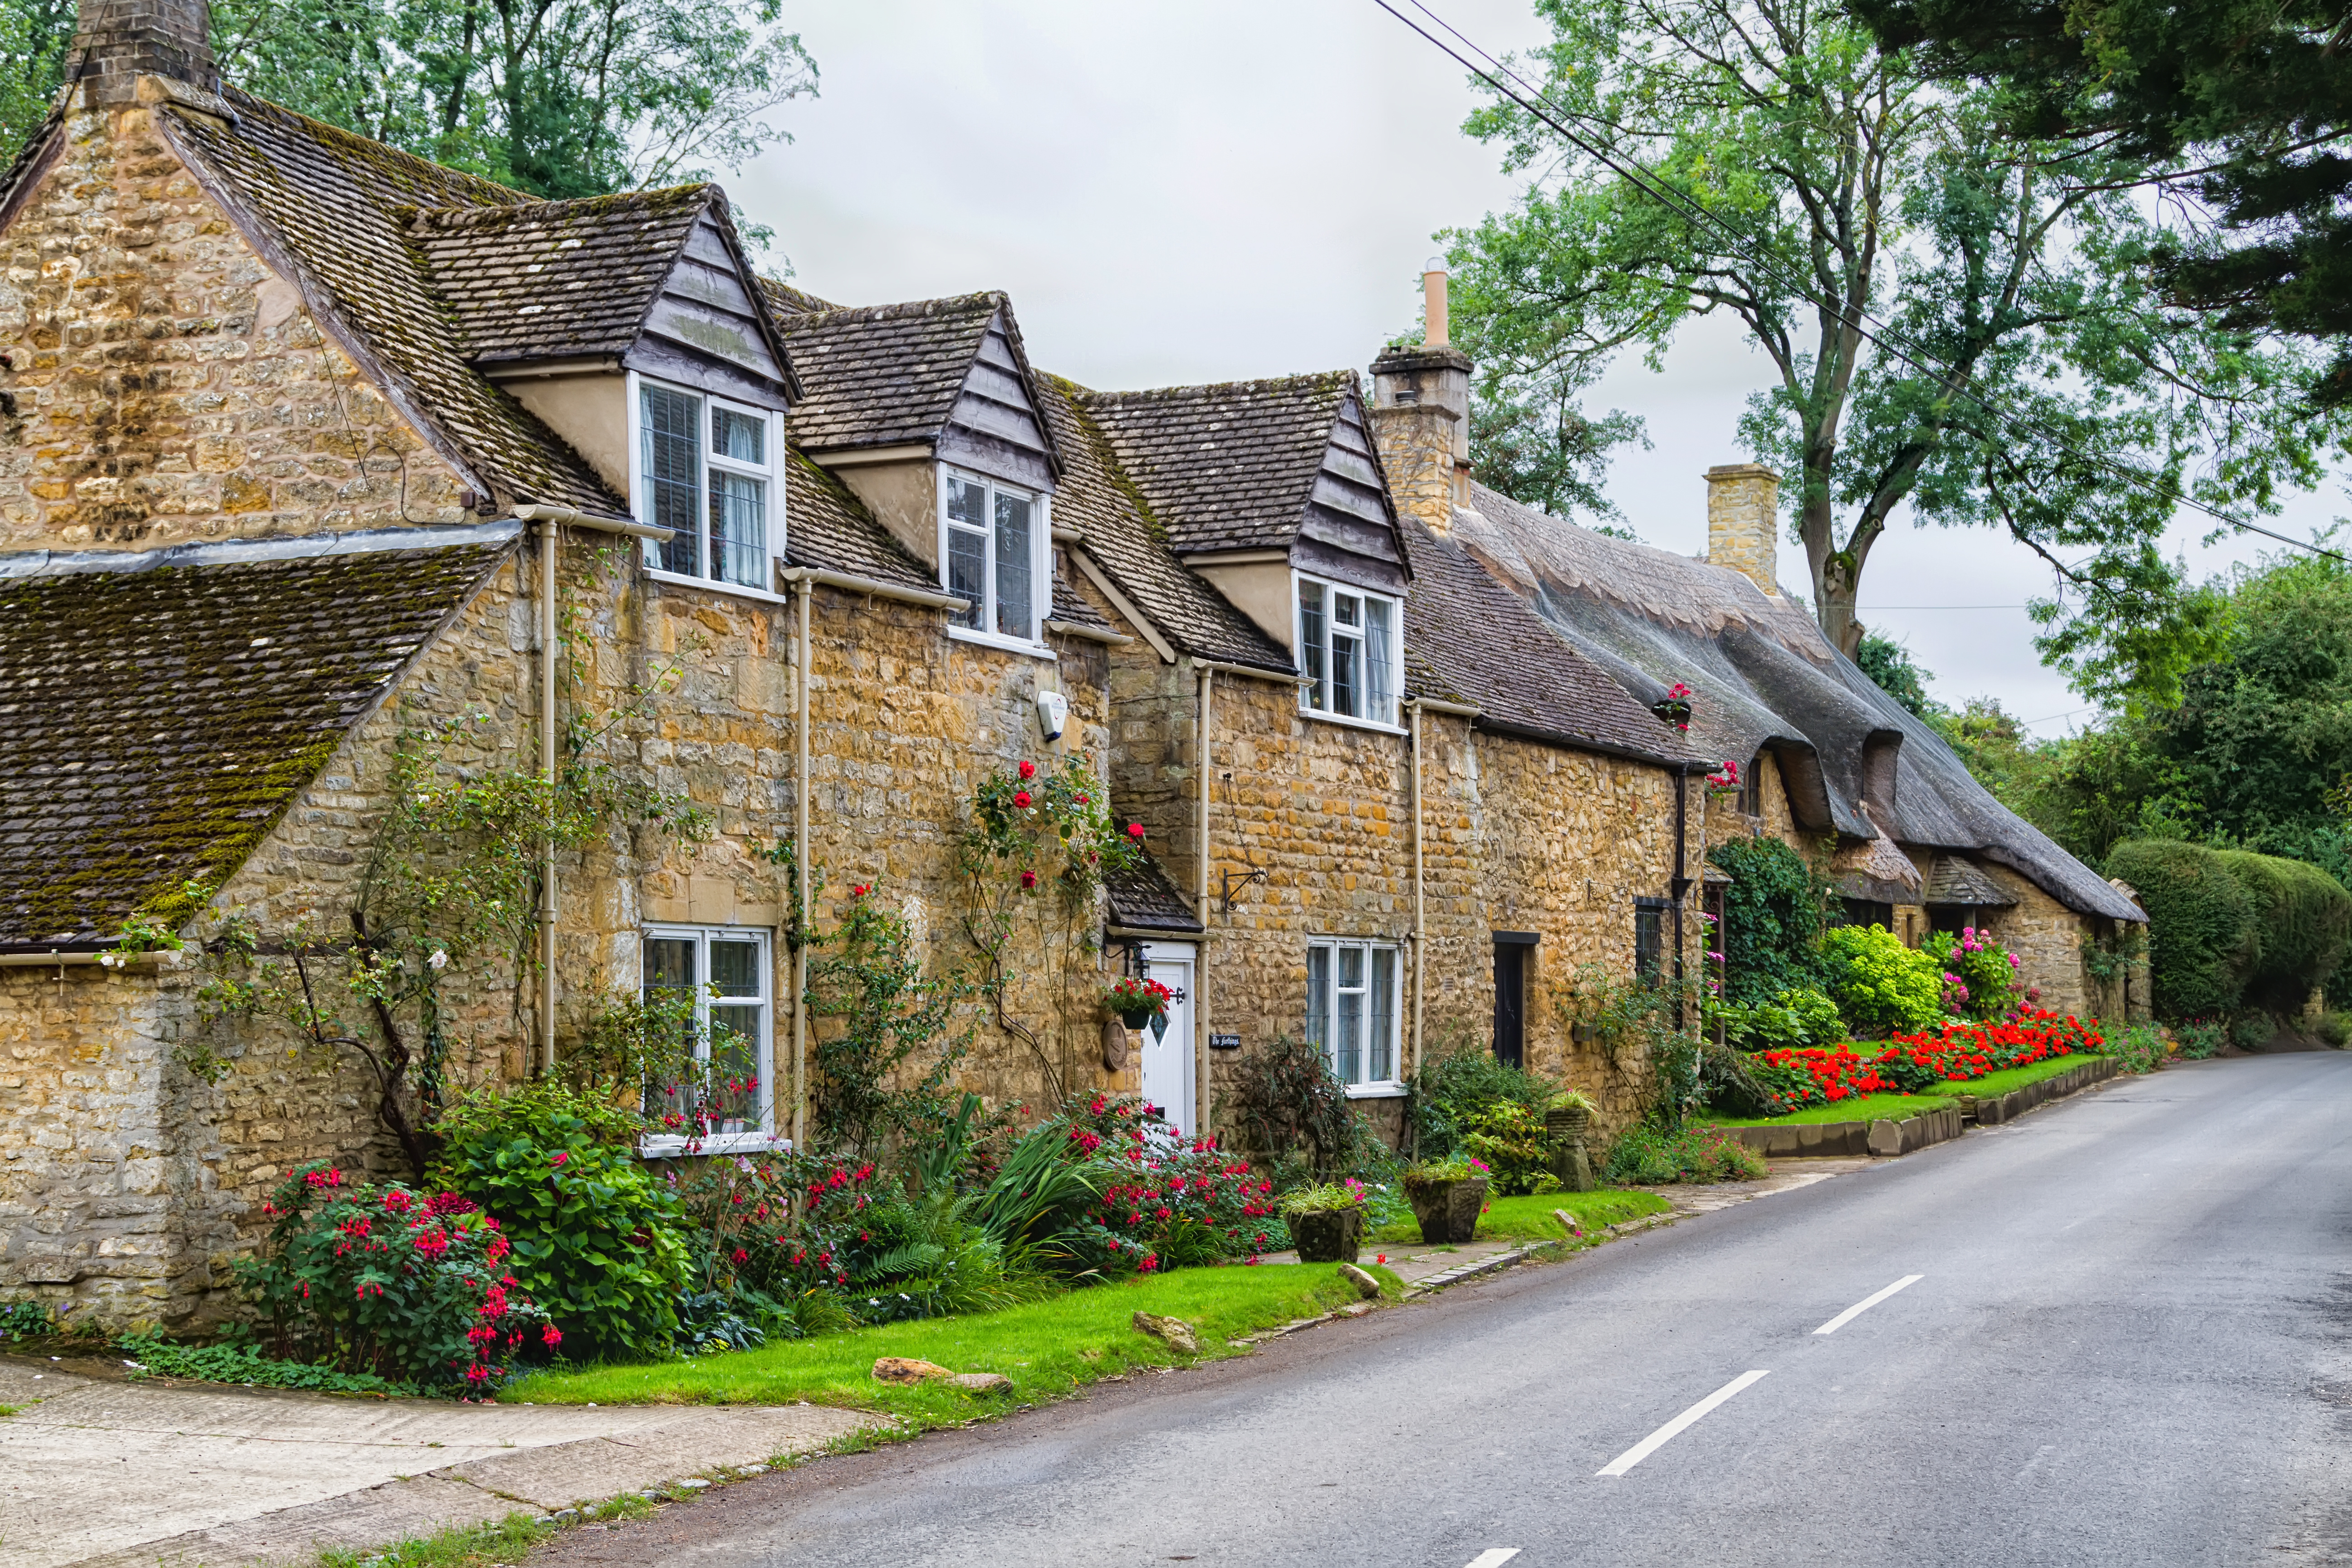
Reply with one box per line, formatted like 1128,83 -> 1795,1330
533,1054 -> 2352,1567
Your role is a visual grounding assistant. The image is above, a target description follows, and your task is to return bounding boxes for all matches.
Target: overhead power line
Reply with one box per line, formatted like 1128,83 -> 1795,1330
1372,0 -> 2345,566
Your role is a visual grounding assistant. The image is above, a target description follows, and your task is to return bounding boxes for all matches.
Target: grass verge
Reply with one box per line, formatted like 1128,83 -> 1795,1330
1367,1188 -> 1670,1246
504,1263 -> 1397,1422
1700,1053 -> 2109,1127
316,1512 -> 548,1568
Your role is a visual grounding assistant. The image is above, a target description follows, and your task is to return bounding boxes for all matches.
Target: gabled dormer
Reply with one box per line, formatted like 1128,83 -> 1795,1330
773,293 -> 1066,652
1078,373 -> 1411,729
412,186 -> 799,596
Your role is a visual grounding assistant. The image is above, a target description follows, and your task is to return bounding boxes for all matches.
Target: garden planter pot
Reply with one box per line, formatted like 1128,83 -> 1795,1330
1289,1207 -> 1362,1264
1117,1007 -> 1155,1031
1406,1177 -> 1488,1244
1544,1106 -> 1592,1143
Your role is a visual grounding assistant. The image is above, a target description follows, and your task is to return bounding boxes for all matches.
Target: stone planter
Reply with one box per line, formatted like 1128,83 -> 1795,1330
1404,1176 -> 1488,1245
1544,1106 -> 1592,1143
1289,1207 -> 1362,1264
1545,1105 -> 1597,1192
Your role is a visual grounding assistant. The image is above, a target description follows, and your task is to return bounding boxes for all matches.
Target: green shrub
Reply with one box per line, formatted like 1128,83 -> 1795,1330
431,1082 -> 690,1362
1457,1100 -> 1562,1196
1820,925 -> 1945,1035
2107,840 -> 2260,1018
118,1335 -> 420,1396
1706,836 -> 1833,1007
2172,1017 -> 2228,1058
2314,1011 -> 2352,1048
1407,1043 -> 1552,1158
0,1299 -> 54,1340
2210,848 -> 2352,1013
2230,1013 -> 2276,1050
2107,1023 -> 2171,1074
1715,986 -> 1843,1050
1278,1181 -> 1369,1216
1602,1125 -> 1766,1185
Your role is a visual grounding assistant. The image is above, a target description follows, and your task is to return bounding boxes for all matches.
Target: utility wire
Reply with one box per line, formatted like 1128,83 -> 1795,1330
1374,0 -> 2345,566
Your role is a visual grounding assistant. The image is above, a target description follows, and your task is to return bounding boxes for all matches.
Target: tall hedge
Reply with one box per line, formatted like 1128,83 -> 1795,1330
2210,848 -> 2352,1011
2104,840 -> 2258,1019
1705,835 -> 1831,1007
2104,839 -> 2352,1019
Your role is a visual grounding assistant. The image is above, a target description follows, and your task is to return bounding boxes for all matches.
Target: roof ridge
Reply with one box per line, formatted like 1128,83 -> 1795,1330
406,185 -> 714,233
1075,369 -> 1353,407
217,84 -> 531,208
779,289 -> 1009,327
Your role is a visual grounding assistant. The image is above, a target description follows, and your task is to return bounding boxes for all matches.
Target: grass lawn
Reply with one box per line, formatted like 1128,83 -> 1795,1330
1700,1053 -> 2110,1128
504,1262 -> 1396,1423
1367,1188 -> 1671,1246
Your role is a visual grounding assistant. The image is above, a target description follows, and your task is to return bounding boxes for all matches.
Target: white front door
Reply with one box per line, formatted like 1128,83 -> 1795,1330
1139,943 -> 1196,1137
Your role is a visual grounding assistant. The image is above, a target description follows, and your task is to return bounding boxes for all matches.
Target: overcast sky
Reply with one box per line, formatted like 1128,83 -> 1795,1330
734,0 -> 2344,738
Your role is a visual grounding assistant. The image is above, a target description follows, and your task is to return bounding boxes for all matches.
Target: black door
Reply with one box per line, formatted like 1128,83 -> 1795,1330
1493,940 -> 1526,1068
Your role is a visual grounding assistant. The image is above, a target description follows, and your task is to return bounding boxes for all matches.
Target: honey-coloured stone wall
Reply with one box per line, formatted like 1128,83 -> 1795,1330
0,103 -> 471,554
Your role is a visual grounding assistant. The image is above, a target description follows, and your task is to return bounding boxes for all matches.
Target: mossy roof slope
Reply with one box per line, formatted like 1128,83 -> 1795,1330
773,292 -> 1010,452
0,539 -> 510,948
409,186 -> 716,364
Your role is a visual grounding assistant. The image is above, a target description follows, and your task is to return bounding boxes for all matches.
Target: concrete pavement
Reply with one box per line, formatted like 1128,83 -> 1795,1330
522,1053 -> 2352,1567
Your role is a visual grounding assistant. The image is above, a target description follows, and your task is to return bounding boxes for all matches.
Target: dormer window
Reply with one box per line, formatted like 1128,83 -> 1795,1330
941,468 -> 1047,647
633,376 -> 781,593
1296,575 -> 1399,726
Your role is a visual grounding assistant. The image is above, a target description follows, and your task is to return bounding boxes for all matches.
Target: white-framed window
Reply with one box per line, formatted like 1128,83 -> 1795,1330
1295,574 -> 1400,726
941,466 -> 1047,647
631,373 -> 783,594
640,924 -> 777,1155
1307,937 -> 1402,1093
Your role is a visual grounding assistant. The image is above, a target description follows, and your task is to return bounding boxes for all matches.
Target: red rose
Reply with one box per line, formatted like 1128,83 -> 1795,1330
1126,823 -> 1145,839
1014,790 -> 1033,809
1018,760 -> 1036,780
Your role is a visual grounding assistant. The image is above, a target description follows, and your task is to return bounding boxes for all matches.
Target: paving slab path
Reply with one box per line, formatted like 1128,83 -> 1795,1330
0,1357 -> 872,1568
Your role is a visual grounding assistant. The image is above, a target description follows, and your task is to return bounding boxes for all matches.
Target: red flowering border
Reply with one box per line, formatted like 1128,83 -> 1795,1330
1749,1010 -> 2106,1116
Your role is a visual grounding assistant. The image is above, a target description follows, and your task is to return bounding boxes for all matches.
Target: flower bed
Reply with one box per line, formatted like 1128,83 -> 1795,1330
1744,1010 -> 2106,1116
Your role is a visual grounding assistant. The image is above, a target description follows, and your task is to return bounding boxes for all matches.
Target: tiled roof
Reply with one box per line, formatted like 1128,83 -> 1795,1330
774,293 -> 1005,451
0,533 -> 512,948
1036,376 -> 1294,671
409,186 -> 713,364
759,277 -> 842,315
780,447 -> 936,591
1401,516 -> 1701,767
152,86 -> 628,516
1077,374 -> 1356,555
1105,852 -> 1204,934
1048,577 -> 1116,635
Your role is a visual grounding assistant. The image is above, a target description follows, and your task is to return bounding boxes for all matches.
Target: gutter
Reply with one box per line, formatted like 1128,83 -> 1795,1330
0,948 -> 187,970
777,565 -> 965,611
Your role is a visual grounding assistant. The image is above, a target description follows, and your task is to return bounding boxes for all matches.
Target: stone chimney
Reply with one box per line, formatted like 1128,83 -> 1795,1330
1369,258 -> 1472,537
63,0 -> 219,108
1705,463 -> 1781,596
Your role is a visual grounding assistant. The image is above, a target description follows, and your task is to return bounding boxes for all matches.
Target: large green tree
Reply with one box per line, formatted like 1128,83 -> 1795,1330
0,0 -> 814,203
1446,0 -> 2328,700
1852,0 -> 2352,407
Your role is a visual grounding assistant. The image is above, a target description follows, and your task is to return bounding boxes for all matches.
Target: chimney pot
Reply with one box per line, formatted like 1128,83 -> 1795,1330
1421,260 -> 1449,350
1705,462 -> 1781,597
64,0 -> 219,107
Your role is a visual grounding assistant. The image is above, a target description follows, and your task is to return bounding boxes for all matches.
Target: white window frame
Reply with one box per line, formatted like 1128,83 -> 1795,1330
627,370 -> 787,603
1293,571 -> 1404,731
1306,936 -> 1405,1098
637,923 -> 783,1157
939,463 -> 1052,655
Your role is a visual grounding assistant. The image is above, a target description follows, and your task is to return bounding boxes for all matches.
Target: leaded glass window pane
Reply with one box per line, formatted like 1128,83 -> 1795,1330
641,385 -> 701,575
709,471 -> 765,587
1307,944 -> 1330,1057
1336,944 -> 1365,1085
1299,582 -> 1327,711
994,489 -> 1033,638
946,475 -> 987,629
1365,598 -> 1394,723
711,406 -> 764,464
1371,948 -> 1396,1082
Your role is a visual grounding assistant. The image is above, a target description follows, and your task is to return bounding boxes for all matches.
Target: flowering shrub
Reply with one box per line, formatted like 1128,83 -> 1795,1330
1922,926 -> 2023,1020
239,1163 -> 552,1392
431,1083 -> 689,1360
1820,924 -> 1946,1034
1065,1095 -> 1284,1270
1740,1010 -> 2105,1114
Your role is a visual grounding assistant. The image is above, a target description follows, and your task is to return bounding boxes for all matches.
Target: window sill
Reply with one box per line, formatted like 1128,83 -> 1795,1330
947,625 -> 1058,661
645,567 -> 789,606
1343,1082 -> 1409,1100
638,1130 -> 792,1159
1300,709 -> 1407,737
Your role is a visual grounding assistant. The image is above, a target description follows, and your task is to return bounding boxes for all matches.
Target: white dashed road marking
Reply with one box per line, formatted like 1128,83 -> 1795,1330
1596,1370 -> 1771,1477
1813,1274 -> 1924,1336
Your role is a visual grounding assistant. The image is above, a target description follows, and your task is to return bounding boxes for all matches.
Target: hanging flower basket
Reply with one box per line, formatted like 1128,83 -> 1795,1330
1652,682 -> 1694,732
1104,975 -> 1173,1031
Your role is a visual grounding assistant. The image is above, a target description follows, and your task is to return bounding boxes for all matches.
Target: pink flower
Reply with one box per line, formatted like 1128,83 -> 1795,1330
1020,869 -> 1038,890
552,1151 -> 568,1166
1126,823 -> 1145,839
